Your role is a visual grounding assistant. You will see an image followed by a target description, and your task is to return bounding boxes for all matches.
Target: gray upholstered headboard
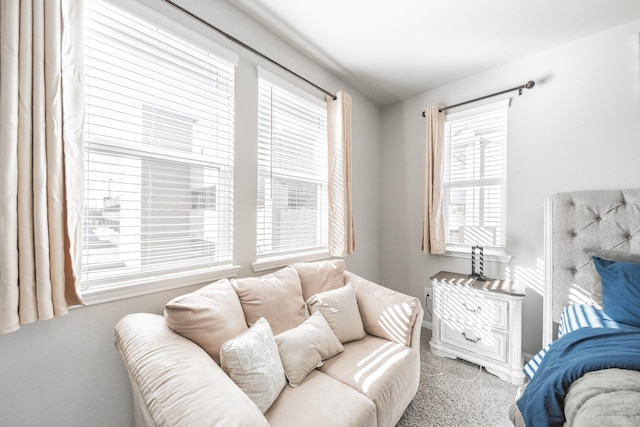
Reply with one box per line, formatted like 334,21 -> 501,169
542,189 -> 640,346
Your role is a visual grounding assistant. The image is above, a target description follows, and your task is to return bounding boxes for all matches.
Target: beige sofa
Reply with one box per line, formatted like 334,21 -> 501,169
115,260 -> 423,427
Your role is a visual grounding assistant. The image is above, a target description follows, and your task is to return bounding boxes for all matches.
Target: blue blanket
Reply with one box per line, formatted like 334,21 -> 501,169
516,328 -> 640,426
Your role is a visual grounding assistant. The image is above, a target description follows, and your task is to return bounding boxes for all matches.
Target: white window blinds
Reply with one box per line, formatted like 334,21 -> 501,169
443,100 -> 508,250
83,0 -> 236,288
257,72 -> 329,258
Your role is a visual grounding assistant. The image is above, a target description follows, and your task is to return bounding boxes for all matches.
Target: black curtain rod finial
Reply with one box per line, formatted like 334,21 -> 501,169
518,81 -> 535,95
421,79 -> 536,117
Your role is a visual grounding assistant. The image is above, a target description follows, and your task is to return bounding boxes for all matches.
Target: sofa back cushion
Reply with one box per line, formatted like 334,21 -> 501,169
293,259 -> 345,302
164,278 -> 247,365
232,265 -> 306,335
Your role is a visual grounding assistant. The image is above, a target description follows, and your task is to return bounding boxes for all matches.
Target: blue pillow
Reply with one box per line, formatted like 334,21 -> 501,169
592,257 -> 640,328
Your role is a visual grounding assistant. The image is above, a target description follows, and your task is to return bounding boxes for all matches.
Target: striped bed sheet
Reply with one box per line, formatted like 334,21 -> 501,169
524,304 -> 624,380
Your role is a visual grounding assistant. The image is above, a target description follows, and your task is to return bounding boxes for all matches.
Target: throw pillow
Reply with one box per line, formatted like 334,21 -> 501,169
587,249 -> 640,308
274,311 -> 344,387
293,259 -> 346,302
306,283 -> 366,343
592,257 -> 640,328
231,265 -> 306,335
164,279 -> 248,365
219,317 -> 286,413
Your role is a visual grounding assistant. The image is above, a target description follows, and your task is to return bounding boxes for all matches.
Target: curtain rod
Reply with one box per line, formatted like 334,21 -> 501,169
160,0 -> 337,100
421,80 -> 535,117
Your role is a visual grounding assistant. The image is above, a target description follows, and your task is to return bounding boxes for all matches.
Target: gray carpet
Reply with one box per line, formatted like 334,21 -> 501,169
396,328 -> 519,427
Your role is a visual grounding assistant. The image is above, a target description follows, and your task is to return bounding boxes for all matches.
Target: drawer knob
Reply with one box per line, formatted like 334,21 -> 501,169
462,332 -> 481,343
463,302 -> 482,313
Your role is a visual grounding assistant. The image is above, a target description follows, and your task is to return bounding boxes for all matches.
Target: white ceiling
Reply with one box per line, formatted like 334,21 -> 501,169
229,0 -> 640,107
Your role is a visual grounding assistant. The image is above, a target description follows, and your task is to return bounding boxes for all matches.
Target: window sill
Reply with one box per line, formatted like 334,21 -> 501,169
437,246 -> 512,264
252,249 -> 331,273
80,264 -> 241,305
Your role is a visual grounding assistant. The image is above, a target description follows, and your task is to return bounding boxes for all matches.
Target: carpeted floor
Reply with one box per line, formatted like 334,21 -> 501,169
396,328 -> 519,427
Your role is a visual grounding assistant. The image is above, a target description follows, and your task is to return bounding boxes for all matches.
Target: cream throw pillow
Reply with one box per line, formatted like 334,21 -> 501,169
306,283 -> 366,343
274,311 -> 344,387
164,279 -> 248,365
293,259 -> 346,302
220,317 -> 285,413
232,265 -> 306,335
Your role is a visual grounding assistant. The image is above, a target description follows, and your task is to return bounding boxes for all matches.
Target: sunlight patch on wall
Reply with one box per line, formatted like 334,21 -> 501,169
505,257 -> 544,296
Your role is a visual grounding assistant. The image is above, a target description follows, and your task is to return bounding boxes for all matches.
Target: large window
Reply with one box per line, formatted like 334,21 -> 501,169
256,71 -> 329,260
82,0 -> 236,292
443,100 -> 508,251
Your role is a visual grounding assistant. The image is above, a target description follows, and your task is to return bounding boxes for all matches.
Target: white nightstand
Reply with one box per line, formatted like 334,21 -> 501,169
429,271 -> 526,385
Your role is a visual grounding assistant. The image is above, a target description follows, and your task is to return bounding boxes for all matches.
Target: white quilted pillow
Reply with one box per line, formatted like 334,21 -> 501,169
219,317 -> 285,413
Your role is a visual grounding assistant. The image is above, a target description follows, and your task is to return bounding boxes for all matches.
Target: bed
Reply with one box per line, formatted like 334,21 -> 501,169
509,189 -> 640,426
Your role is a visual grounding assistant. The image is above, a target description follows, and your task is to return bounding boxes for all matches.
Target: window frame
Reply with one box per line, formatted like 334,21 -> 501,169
81,0 -> 241,304
441,99 -> 512,263
253,68 -> 330,272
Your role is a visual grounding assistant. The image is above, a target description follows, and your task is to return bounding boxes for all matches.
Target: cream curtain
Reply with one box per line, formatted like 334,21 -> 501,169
327,91 -> 355,257
0,0 -> 85,335
422,105 -> 446,254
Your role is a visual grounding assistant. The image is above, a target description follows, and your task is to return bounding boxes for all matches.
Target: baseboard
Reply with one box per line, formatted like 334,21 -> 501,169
522,351 -> 534,363
422,320 -> 433,330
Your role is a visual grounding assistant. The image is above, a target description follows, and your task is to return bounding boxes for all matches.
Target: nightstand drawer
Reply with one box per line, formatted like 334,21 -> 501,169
440,320 -> 508,363
439,285 -> 509,331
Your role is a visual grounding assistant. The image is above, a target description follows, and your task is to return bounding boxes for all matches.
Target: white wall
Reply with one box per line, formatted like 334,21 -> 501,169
380,19 -> 640,356
0,1 -> 382,426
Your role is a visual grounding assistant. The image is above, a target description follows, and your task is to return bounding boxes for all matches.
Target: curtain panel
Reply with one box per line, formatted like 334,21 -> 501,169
422,105 -> 446,254
327,91 -> 355,257
0,0 -> 84,335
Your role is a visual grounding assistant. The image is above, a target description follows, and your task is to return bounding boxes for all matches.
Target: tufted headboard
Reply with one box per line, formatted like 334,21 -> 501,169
542,189 -> 640,346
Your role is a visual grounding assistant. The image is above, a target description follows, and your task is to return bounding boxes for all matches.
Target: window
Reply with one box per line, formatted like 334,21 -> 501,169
256,71 -> 329,261
443,100 -> 508,252
82,0 -> 237,294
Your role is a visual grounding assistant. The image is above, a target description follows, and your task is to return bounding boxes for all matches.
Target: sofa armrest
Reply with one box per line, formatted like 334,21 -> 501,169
345,271 -> 423,349
115,313 -> 269,427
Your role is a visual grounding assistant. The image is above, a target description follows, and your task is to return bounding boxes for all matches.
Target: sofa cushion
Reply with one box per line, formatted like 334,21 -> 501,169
163,278 -> 248,365
115,313 -> 269,427
293,259 -> 345,302
265,370 -> 377,427
232,266 -> 306,335
318,335 -> 420,427
219,317 -> 286,413
307,283 -> 366,343
274,311 -> 344,387
346,271 -> 422,346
